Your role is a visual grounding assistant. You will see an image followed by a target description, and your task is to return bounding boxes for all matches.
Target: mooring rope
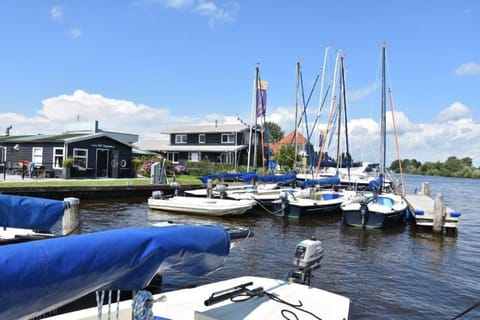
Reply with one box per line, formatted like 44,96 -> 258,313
132,290 -> 154,320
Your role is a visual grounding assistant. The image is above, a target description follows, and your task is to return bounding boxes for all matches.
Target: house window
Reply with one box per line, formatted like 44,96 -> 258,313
73,148 -> 88,168
188,152 -> 199,162
167,152 -> 179,163
199,134 -> 206,144
175,134 -> 187,144
221,134 -> 235,144
32,147 -> 43,165
53,148 -> 64,169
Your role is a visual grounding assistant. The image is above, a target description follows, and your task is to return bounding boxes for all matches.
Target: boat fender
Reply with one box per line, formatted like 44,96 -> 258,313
152,190 -> 164,200
414,209 -> 424,216
450,212 -> 461,218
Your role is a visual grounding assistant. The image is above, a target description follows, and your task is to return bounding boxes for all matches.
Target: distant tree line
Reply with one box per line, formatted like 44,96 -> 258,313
390,156 -> 480,179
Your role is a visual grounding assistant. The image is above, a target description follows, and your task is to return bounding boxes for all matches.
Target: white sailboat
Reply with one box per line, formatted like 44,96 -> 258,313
341,44 -> 408,228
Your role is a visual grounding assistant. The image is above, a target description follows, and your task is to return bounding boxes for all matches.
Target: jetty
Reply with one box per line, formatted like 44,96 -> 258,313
404,182 -> 461,232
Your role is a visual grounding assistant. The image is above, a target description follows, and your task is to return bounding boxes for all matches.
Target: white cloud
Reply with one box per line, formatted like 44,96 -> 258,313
455,62 -> 480,75
50,5 -> 63,21
348,83 -> 378,101
67,29 -> 83,38
435,102 -> 472,123
34,90 -> 193,139
265,101 -> 480,166
145,0 -> 237,25
195,0 -> 236,26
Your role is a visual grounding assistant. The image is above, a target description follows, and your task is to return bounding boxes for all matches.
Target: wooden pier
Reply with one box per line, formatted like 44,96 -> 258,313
404,183 -> 461,232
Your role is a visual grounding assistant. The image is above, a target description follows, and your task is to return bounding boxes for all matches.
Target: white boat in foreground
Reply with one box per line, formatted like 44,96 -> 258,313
46,238 -> 350,320
47,275 -> 350,320
148,193 -> 256,216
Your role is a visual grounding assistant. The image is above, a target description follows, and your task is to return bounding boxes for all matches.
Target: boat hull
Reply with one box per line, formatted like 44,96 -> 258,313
271,192 -> 344,219
148,196 -> 255,216
341,194 -> 407,228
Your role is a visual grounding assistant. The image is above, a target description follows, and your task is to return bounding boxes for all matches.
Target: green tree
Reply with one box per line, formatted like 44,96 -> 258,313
274,145 -> 296,172
265,121 -> 284,144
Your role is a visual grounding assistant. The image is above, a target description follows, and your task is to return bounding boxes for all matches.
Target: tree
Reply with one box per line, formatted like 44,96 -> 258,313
265,121 -> 284,144
274,145 -> 297,172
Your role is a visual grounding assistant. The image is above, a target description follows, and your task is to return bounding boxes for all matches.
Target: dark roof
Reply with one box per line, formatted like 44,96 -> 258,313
0,133 -> 88,143
0,132 -> 133,148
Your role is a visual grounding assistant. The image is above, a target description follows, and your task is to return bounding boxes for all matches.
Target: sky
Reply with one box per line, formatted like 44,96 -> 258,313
0,0 -> 479,166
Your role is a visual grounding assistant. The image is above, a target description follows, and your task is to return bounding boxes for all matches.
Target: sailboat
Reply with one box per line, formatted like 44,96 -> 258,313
341,44 -> 408,228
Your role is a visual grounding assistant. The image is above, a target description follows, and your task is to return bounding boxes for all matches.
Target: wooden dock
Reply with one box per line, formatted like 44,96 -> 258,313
404,183 -> 461,232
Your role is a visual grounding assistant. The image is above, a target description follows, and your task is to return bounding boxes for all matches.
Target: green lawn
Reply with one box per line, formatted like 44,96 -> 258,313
0,175 -> 203,188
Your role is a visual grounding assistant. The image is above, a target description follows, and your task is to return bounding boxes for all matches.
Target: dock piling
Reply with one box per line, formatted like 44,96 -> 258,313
421,182 -> 430,196
63,197 -> 80,235
433,194 -> 445,233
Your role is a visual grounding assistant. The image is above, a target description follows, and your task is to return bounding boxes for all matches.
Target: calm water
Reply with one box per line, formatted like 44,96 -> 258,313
80,175 -> 480,319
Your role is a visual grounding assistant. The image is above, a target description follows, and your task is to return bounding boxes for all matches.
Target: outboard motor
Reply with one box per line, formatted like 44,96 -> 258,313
216,184 -> 226,199
290,238 -> 324,285
170,181 -> 181,196
360,198 -> 369,227
152,190 -> 164,200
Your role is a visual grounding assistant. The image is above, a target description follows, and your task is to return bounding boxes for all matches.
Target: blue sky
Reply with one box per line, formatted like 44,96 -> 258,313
1,0 -> 479,166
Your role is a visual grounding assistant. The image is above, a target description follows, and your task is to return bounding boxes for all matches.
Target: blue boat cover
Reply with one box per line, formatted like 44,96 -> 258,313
301,175 -> 340,188
200,171 -> 257,184
256,173 -> 296,184
0,194 -> 65,231
200,172 -> 296,185
366,175 -> 384,191
0,225 -> 230,320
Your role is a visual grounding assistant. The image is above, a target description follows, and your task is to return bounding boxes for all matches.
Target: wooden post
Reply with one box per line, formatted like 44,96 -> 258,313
63,197 -> 80,235
433,194 -> 444,233
421,182 -> 430,196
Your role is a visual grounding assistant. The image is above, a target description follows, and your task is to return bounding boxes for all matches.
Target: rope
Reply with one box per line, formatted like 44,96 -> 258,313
96,290 -> 105,320
116,290 -> 121,320
230,288 -> 322,320
451,300 -> 480,319
132,290 -> 154,320
253,198 -> 286,216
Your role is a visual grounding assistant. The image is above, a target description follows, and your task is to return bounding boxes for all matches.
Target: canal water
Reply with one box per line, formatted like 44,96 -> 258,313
80,174 -> 479,319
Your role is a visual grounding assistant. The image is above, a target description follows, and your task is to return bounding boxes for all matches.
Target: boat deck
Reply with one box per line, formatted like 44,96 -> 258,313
404,193 -> 460,230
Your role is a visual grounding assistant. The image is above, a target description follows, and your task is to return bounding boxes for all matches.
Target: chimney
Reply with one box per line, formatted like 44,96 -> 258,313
215,120 -> 218,127
5,125 -> 12,136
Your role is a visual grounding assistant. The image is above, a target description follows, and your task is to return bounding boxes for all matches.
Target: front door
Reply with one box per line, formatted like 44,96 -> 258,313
96,149 -> 109,178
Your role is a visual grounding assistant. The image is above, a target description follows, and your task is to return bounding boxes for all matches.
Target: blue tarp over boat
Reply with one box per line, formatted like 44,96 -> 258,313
0,194 -> 65,231
199,172 -> 257,184
200,172 -> 296,185
0,225 -> 230,320
256,173 -> 296,184
301,175 -> 341,188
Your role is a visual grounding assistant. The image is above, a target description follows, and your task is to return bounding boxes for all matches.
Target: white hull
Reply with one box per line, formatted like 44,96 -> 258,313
148,196 -> 255,216
46,276 -> 350,320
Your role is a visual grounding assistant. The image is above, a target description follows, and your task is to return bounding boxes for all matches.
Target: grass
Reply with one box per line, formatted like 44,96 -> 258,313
0,175 -> 203,188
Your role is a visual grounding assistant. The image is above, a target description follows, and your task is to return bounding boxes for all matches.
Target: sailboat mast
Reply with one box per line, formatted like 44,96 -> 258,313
253,65 -> 261,171
247,64 -> 259,172
336,56 -> 344,169
380,44 -> 387,176
316,46 -> 330,149
293,61 -> 301,170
